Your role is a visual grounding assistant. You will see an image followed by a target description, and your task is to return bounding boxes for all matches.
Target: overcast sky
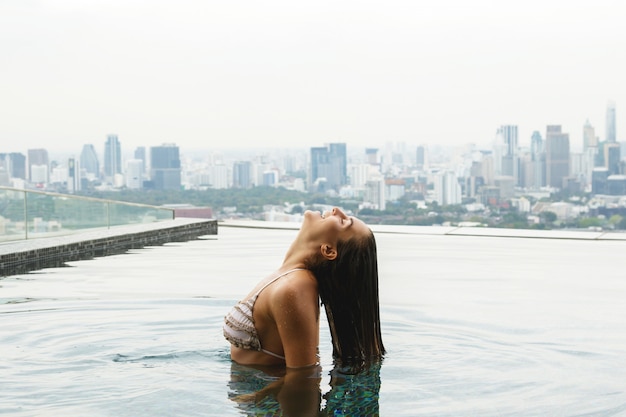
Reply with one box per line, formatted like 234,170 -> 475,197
1,0 -> 624,155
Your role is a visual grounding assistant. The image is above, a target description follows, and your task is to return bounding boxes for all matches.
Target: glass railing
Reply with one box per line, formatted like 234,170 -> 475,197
0,187 -> 175,242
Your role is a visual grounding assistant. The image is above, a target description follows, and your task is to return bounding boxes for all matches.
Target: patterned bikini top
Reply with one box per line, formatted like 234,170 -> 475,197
223,268 -> 305,360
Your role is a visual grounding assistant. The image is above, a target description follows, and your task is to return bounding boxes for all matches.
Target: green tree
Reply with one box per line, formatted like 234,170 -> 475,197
608,214 -> 623,228
540,211 -> 557,226
577,217 -> 604,229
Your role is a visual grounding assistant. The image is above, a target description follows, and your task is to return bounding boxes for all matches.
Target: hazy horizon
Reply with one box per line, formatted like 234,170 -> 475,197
1,1 -> 624,154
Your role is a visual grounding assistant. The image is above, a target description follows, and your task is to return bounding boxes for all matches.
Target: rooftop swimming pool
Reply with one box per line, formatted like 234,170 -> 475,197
1,224 -> 626,416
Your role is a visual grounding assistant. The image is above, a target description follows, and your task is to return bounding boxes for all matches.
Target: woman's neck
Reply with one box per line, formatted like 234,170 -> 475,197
280,238 -> 316,271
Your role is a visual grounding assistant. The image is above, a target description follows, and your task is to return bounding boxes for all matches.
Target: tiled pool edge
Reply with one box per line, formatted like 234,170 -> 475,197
0,218 -> 217,277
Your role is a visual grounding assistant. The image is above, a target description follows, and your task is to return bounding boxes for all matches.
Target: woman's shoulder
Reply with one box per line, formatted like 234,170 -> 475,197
267,269 -> 319,324
270,269 -> 318,301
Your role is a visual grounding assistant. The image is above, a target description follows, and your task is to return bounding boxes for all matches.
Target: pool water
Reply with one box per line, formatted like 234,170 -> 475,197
1,226 -> 626,416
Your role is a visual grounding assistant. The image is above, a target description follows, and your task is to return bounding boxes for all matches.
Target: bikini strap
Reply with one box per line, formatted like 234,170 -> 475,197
251,268 -> 306,300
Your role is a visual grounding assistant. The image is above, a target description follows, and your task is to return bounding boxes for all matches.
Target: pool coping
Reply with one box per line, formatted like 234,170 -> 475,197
0,218 -> 217,277
219,220 -> 626,241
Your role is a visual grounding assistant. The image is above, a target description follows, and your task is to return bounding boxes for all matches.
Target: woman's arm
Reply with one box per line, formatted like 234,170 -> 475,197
231,365 -> 322,417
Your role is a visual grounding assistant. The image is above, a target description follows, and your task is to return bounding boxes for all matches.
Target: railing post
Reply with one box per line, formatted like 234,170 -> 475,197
24,190 -> 28,240
106,202 -> 110,228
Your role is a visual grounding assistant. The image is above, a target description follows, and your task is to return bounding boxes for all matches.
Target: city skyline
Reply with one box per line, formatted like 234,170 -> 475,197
1,1 -> 625,152
0,111 -> 623,162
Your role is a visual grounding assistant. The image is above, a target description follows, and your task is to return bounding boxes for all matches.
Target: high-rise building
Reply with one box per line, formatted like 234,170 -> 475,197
134,147 -> 147,174
104,135 -> 122,180
592,167 -> 610,194
27,148 -> 49,183
434,171 -> 462,205
530,131 -> 544,189
310,142 -> 347,192
209,164 -> 229,189
30,164 -> 48,184
125,159 -> 144,189
545,125 -> 570,189
0,152 -> 26,180
262,170 -> 278,187
0,165 -> 8,186
415,146 -> 426,171
150,143 -> 181,190
607,175 -> 626,195
583,119 -> 598,150
497,125 -> 518,184
604,142 -> 621,175
80,144 -> 100,178
606,100 -> 616,143
365,148 -> 379,165
364,177 -> 386,211
581,146 -> 598,191
349,164 -> 372,189
233,161 -> 252,189
67,158 -> 80,193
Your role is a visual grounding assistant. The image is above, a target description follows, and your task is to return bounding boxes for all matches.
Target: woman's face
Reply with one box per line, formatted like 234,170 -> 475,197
302,207 -> 370,245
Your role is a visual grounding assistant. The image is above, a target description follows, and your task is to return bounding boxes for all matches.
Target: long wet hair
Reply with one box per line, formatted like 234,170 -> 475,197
307,231 -> 385,368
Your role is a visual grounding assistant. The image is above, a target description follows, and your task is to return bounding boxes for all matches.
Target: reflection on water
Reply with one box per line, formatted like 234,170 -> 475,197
324,363 -> 381,416
228,361 -> 382,416
2,227 -> 626,416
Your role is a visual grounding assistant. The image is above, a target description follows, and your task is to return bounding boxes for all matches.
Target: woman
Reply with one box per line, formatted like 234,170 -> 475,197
224,207 -> 385,369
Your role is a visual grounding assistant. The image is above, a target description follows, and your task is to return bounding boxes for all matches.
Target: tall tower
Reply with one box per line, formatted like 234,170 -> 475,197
232,161 -> 252,189
415,145 -> 426,171
150,143 -> 181,190
125,159 -> 144,189
530,131 -> 544,189
545,125 -> 570,189
497,125 -> 518,184
604,142 -> 621,175
134,147 -> 147,174
606,100 -> 616,143
80,144 -> 100,178
583,119 -> 598,150
104,134 -> 122,179
67,157 -> 80,193
0,153 -> 26,180
328,143 -> 347,187
27,148 -> 49,183
309,143 -> 347,192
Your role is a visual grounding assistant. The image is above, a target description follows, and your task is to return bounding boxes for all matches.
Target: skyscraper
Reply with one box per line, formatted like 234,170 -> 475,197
497,125 -> 518,184
545,125 -> 570,189
150,143 -> 181,190
125,159 -> 144,189
583,119 -> 598,150
415,146 -> 426,171
104,135 -> 122,179
134,147 -> 147,174
530,131 -> 544,189
606,100 -> 616,143
67,158 -> 80,193
309,142 -> 347,192
27,148 -> 49,183
604,142 -> 621,175
0,152 -> 26,180
579,123 -> 598,189
209,164 -> 229,189
80,144 -> 100,178
434,171 -> 462,205
232,161 -> 252,189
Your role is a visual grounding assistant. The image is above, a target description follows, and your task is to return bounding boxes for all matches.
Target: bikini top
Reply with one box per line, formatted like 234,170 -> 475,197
223,268 -> 305,360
